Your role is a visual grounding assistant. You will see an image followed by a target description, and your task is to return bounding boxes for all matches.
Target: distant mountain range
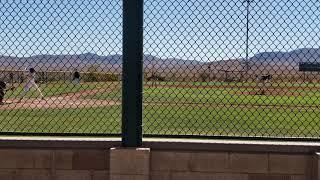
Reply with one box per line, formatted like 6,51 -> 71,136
207,48 -> 320,75
0,53 -> 205,74
0,48 -> 320,76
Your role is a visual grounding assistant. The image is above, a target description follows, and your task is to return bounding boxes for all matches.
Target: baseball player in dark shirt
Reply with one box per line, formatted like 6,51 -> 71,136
0,81 -> 15,105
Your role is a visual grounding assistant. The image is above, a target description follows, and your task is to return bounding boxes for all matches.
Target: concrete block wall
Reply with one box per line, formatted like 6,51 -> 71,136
0,149 -> 109,180
110,148 -> 150,180
150,151 -> 314,180
0,139 -> 320,180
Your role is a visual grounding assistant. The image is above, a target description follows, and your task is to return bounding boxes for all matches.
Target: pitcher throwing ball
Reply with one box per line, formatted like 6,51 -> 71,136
18,68 -> 44,102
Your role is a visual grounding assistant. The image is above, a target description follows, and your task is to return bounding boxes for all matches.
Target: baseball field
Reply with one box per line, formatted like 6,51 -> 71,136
0,80 -> 320,138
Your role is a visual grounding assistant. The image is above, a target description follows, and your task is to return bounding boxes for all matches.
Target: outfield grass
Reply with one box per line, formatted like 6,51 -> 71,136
1,81 -> 320,138
88,84 -> 320,106
0,106 -> 121,134
0,104 -> 319,138
143,104 -> 320,137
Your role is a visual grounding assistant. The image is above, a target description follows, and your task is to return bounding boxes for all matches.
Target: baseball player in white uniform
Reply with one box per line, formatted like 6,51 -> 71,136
18,68 -> 44,102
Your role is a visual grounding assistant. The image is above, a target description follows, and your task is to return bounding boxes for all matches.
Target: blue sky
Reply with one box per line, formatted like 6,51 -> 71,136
0,0 -> 319,61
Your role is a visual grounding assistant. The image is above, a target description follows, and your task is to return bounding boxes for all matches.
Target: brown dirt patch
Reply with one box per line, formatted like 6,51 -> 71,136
0,97 -> 120,110
0,85 -> 121,110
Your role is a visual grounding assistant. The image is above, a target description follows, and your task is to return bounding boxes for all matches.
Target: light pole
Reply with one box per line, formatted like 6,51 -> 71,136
244,0 -> 252,80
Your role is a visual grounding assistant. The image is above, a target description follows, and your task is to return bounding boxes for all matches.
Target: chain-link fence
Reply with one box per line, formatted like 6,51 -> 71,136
0,0 -> 320,140
143,0 -> 320,139
0,0 -> 122,135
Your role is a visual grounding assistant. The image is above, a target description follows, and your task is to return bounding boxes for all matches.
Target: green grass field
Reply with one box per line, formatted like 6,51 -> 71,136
1,81 -> 320,138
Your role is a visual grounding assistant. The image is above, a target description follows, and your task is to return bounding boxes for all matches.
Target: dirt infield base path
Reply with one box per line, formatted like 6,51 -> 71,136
0,86 -> 121,110
0,97 -> 120,110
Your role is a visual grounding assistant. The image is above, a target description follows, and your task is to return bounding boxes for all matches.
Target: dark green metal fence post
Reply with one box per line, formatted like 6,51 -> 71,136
122,0 -> 144,147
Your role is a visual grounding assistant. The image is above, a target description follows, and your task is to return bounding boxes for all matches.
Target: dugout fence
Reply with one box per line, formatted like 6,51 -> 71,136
0,0 -> 320,144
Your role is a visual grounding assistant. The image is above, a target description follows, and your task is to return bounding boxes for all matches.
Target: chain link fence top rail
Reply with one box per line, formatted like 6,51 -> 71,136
0,0 -> 320,139
0,0 -> 122,135
143,0 -> 320,139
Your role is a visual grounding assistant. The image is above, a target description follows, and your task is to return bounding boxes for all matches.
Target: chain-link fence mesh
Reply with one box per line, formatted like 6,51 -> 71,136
1,0 -> 320,139
143,0 -> 320,139
0,0 -> 122,135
